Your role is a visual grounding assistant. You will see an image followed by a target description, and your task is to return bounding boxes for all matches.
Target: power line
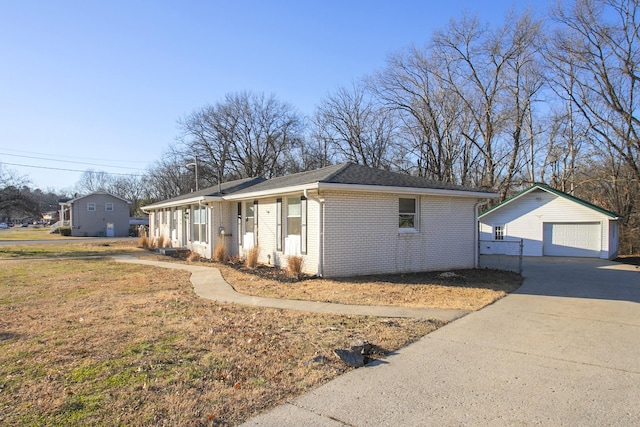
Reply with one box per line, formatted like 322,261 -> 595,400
0,152 -> 147,171
1,162 -> 143,177
0,147 -> 150,164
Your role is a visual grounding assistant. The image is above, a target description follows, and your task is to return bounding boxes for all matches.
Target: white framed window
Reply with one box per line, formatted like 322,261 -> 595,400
105,203 -> 114,212
399,198 -> 417,231
192,205 -> 207,243
494,225 -> 505,240
87,203 -> 96,212
284,196 -> 307,255
287,197 -> 301,236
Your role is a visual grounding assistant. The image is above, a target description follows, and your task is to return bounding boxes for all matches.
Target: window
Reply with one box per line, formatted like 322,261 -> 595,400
287,197 -> 301,235
105,203 -> 114,212
192,205 -> 207,242
399,198 -> 417,230
285,196 -> 307,254
245,202 -> 254,233
494,225 -> 505,240
87,203 -> 96,212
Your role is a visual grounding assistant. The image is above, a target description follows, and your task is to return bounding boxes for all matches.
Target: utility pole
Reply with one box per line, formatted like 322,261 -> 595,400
186,156 -> 199,192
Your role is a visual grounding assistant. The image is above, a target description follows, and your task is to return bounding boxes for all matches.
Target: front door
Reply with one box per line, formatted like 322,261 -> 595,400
106,222 -> 115,237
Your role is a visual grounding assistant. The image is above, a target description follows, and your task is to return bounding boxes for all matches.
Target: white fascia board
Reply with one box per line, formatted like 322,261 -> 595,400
316,183 -> 499,199
222,184 -> 319,201
141,196 -> 222,211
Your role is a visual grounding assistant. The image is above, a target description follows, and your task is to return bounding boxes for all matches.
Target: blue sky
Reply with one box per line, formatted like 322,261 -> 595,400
1,0 -> 549,192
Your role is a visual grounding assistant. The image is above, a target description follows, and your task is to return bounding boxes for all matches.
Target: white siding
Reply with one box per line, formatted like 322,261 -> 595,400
480,189 -> 616,259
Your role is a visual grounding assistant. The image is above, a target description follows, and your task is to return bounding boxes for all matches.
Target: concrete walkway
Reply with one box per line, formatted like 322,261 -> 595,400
113,255 -> 468,321
242,257 -> 640,426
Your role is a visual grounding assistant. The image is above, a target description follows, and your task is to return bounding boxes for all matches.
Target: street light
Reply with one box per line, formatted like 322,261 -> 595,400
186,156 -> 199,192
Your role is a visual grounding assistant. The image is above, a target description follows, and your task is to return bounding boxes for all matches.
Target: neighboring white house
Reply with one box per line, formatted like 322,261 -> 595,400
59,192 -> 131,237
142,163 -> 498,277
479,183 -> 620,259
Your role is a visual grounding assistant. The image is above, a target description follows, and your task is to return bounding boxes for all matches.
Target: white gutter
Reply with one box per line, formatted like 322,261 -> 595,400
474,199 -> 491,268
317,183 -> 498,199
223,183 -> 319,201
304,188 -> 325,277
141,196 -> 222,212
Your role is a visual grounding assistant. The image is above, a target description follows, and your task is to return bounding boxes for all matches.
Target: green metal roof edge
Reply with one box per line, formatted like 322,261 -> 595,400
479,183 -> 620,219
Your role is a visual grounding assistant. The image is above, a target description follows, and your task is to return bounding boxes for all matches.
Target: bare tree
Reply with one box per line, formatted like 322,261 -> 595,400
143,154 -> 195,200
178,91 -> 305,181
371,47 -> 472,182
314,82 -> 397,169
76,170 -> 113,194
551,0 -> 640,185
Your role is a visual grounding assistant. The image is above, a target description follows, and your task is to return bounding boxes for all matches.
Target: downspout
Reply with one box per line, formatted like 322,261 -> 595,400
474,199 -> 490,268
304,188 -> 325,277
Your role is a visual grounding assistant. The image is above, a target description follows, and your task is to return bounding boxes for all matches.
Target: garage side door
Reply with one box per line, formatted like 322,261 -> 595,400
543,222 -> 601,257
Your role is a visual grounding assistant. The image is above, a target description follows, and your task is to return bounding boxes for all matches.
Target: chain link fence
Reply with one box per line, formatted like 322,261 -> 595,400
479,239 -> 523,273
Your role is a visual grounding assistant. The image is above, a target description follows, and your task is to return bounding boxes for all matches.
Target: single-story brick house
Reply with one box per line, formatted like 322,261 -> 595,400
479,183 -> 620,259
142,163 -> 498,277
59,191 -> 131,237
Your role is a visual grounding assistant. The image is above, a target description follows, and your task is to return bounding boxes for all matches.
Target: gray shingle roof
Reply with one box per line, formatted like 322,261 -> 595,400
143,176 -> 266,208
231,162 -> 492,195
145,163 -> 494,210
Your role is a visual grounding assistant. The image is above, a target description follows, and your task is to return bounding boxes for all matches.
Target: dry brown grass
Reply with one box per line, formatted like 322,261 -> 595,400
155,235 -> 167,249
213,243 -> 228,262
222,266 -> 522,311
245,246 -> 259,269
286,255 -> 304,280
139,234 -> 149,249
0,258 -> 440,426
186,250 -> 201,263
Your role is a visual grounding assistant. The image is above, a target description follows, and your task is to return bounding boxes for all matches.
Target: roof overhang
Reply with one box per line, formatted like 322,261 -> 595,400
141,195 -> 222,211
479,184 -> 620,220
224,182 -> 498,200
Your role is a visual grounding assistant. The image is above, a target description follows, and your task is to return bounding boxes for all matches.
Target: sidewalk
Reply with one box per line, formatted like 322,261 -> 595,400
113,255 -> 469,321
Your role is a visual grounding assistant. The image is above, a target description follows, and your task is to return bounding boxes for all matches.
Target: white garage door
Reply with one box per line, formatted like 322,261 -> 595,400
543,222 -> 601,257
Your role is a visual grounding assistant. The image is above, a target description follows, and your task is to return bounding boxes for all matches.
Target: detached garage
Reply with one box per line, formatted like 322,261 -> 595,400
479,184 -> 620,259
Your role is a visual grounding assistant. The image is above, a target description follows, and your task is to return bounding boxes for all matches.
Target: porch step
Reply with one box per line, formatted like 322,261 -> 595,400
156,247 -> 189,256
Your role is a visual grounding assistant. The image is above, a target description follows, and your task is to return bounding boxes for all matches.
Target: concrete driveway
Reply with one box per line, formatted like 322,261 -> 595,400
243,257 -> 640,426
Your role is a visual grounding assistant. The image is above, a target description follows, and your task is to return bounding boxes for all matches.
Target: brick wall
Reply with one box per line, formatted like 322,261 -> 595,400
321,191 -> 477,277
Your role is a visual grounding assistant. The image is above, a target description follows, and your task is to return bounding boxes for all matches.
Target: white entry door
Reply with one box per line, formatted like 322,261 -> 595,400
543,222 -> 601,257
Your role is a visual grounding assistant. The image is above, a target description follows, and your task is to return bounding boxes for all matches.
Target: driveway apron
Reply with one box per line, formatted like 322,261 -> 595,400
243,257 -> 640,426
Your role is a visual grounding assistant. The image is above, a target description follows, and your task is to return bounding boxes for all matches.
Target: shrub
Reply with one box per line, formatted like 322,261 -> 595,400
59,226 -> 71,236
245,246 -> 259,269
187,251 -> 200,263
214,242 -> 227,262
156,235 -> 166,249
139,234 -> 149,249
286,255 -> 304,280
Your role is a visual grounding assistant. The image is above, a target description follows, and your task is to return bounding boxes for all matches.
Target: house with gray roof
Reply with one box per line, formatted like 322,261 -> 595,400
142,163 -> 498,277
479,183 -> 620,259
59,191 -> 131,237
